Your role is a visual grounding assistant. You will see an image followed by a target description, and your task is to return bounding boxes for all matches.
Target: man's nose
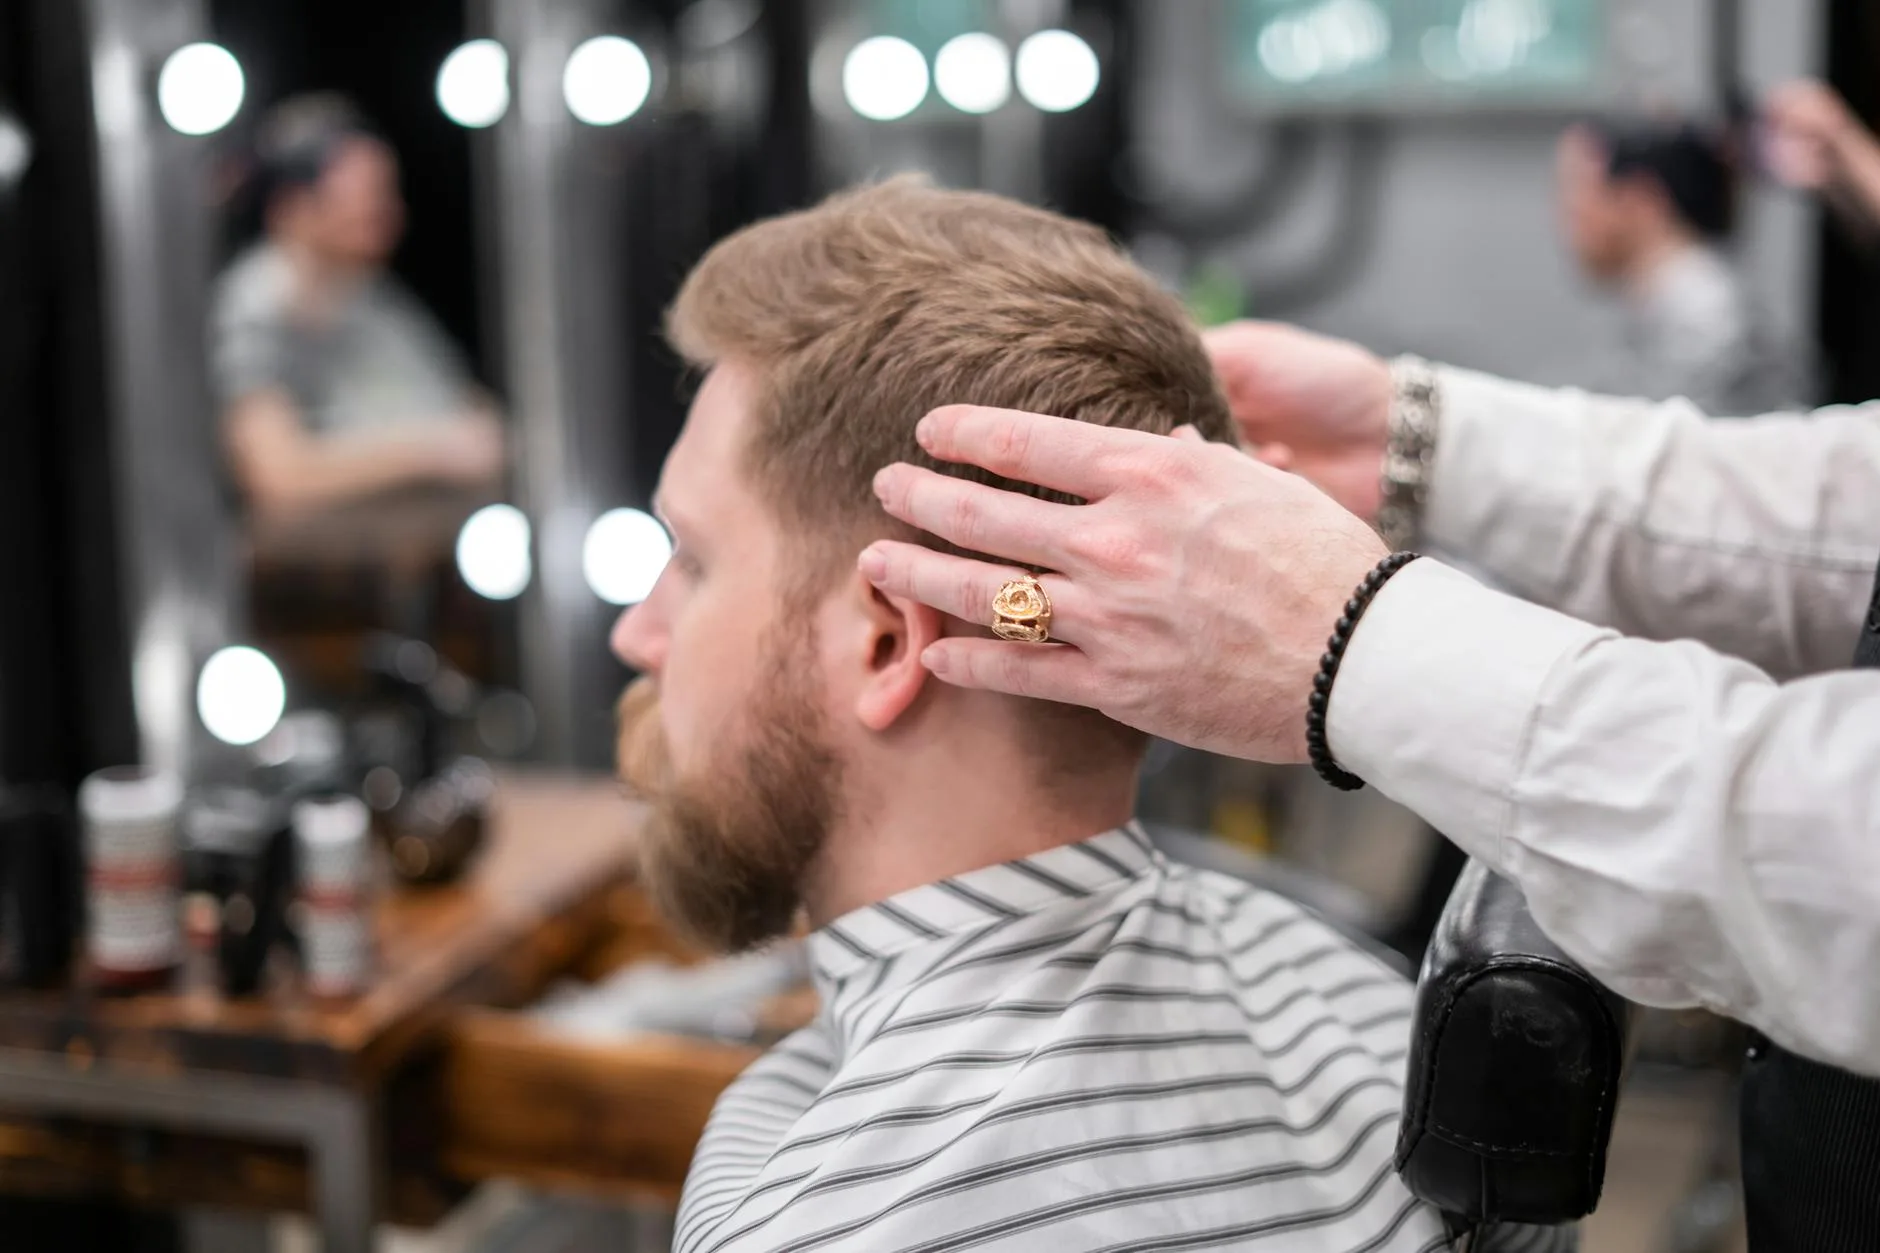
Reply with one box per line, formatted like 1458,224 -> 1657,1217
610,601 -> 666,673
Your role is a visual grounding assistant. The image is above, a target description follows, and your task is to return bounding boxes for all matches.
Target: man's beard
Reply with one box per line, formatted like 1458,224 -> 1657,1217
614,628 -> 841,955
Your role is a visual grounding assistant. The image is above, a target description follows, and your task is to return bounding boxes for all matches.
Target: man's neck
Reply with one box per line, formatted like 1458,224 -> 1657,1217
276,238 -> 372,319
801,739 -> 1139,927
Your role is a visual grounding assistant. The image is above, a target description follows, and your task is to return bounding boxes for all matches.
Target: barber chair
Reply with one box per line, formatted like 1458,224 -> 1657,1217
1398,858 -> 1632,1237
1146,828 -> 1633,1241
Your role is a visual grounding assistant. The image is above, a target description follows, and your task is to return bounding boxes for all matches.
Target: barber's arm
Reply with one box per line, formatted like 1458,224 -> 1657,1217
1331,557 -> 1880,1077
1423,367 -> 1880,678
1208,321 -> 1880,678
857,407 -> 1880,1076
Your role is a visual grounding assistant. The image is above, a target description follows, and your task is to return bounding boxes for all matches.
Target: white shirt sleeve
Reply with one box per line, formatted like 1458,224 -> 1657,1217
1329,558 -> 1880,1077
1422,367 -> 1880,679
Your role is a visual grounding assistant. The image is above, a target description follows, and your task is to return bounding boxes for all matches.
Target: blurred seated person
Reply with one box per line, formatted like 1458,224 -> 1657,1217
611,179 -> 1565,1253
1557,115 -> 1808,415
212,94 -> 504,526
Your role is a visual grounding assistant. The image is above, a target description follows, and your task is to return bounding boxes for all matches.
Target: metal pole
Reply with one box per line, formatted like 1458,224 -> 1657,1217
81,0 -> 240,782
488,0 -> 635,768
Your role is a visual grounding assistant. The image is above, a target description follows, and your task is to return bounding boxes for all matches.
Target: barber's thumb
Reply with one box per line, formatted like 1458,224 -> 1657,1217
1172,425 -> 1206,444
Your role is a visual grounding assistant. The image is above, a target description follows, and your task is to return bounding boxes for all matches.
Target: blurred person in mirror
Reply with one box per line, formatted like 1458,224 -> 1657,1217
609,179 -> 1565,1253
212,94 -> 504,522
1557,114 -> 1808,415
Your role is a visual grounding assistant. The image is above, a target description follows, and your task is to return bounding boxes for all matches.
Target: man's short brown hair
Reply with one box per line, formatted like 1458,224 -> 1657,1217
665,177 -> 1234,774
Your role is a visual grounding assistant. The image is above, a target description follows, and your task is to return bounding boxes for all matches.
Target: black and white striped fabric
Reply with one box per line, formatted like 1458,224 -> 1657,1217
675,825 -> 1569,1253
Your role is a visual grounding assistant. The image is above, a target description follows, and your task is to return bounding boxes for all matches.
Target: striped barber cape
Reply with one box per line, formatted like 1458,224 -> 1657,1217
675,825 -> 1571,1253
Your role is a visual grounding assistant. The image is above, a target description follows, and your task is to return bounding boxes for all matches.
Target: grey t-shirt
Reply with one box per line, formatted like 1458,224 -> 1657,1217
210,244 -> 472,434
1606,245 -> 1811,418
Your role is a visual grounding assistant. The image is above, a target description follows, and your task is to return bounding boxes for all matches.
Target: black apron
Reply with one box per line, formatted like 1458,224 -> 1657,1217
1736,556 -> 1880,1250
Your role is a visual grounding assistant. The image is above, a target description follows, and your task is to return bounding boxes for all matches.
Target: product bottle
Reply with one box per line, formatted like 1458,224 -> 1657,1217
293,794 -> 374,999
78,766 -> 183,993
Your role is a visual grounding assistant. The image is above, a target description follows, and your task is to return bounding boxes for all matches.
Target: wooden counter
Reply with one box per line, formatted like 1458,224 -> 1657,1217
0,773 -> 774,1248
0,773 -> 641,1083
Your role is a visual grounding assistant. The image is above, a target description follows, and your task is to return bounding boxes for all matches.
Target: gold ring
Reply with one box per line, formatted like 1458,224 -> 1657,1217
991,576 -> 1053,644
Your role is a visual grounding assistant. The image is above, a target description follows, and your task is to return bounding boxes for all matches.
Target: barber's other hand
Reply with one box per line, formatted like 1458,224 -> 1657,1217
859,407 -> 1388,763
1202,321 -> 1392,521
1764,80 -> 1867,191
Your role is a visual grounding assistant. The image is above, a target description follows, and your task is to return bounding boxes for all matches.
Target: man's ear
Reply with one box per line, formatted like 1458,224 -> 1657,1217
848,570 -> 946,733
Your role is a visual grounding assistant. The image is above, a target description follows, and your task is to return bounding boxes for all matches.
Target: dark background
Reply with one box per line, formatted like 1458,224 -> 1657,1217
1819,0 -> 1880,405
0,0 -> 137,792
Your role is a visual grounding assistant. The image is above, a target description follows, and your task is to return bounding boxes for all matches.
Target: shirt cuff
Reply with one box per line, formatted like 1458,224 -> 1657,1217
1421,366 -> 1586,596
1325,558 -> 1612,869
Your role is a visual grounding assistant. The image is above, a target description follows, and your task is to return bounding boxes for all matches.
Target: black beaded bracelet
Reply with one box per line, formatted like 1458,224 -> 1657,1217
1306,551 -> 1422,792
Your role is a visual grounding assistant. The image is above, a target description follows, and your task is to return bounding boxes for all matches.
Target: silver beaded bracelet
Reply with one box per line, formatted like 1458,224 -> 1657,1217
1375,355 -> 1442,554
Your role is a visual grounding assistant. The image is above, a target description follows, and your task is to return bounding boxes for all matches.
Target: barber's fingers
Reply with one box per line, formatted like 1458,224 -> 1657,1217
858,542 -> 1104,705
1171,425 -> 1206,444
918,637 -> 1099,706
872,464 -> 1078,572
916,405 -> 1166,500
857,542 -> 1093,645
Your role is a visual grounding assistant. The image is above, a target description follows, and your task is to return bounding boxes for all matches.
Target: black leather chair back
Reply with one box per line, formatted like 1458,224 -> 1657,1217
1396,859 -> 1632,1226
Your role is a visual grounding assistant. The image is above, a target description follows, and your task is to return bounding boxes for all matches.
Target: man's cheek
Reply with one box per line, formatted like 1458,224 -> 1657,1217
661,654 -> 737,768
659,712 -> 709,783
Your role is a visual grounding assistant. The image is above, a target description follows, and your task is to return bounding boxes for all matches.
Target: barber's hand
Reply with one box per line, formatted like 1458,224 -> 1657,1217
859,407 -> 1388,763
1764,80 -> 1866,191
1202,321 -> 1393,521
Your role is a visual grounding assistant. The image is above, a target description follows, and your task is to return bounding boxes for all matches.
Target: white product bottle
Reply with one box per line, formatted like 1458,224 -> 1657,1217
78,766 -> 184,992
292,794 -> 375,998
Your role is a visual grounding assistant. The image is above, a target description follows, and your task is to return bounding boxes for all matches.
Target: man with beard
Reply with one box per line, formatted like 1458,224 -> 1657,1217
610,179 -> 1565,1253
